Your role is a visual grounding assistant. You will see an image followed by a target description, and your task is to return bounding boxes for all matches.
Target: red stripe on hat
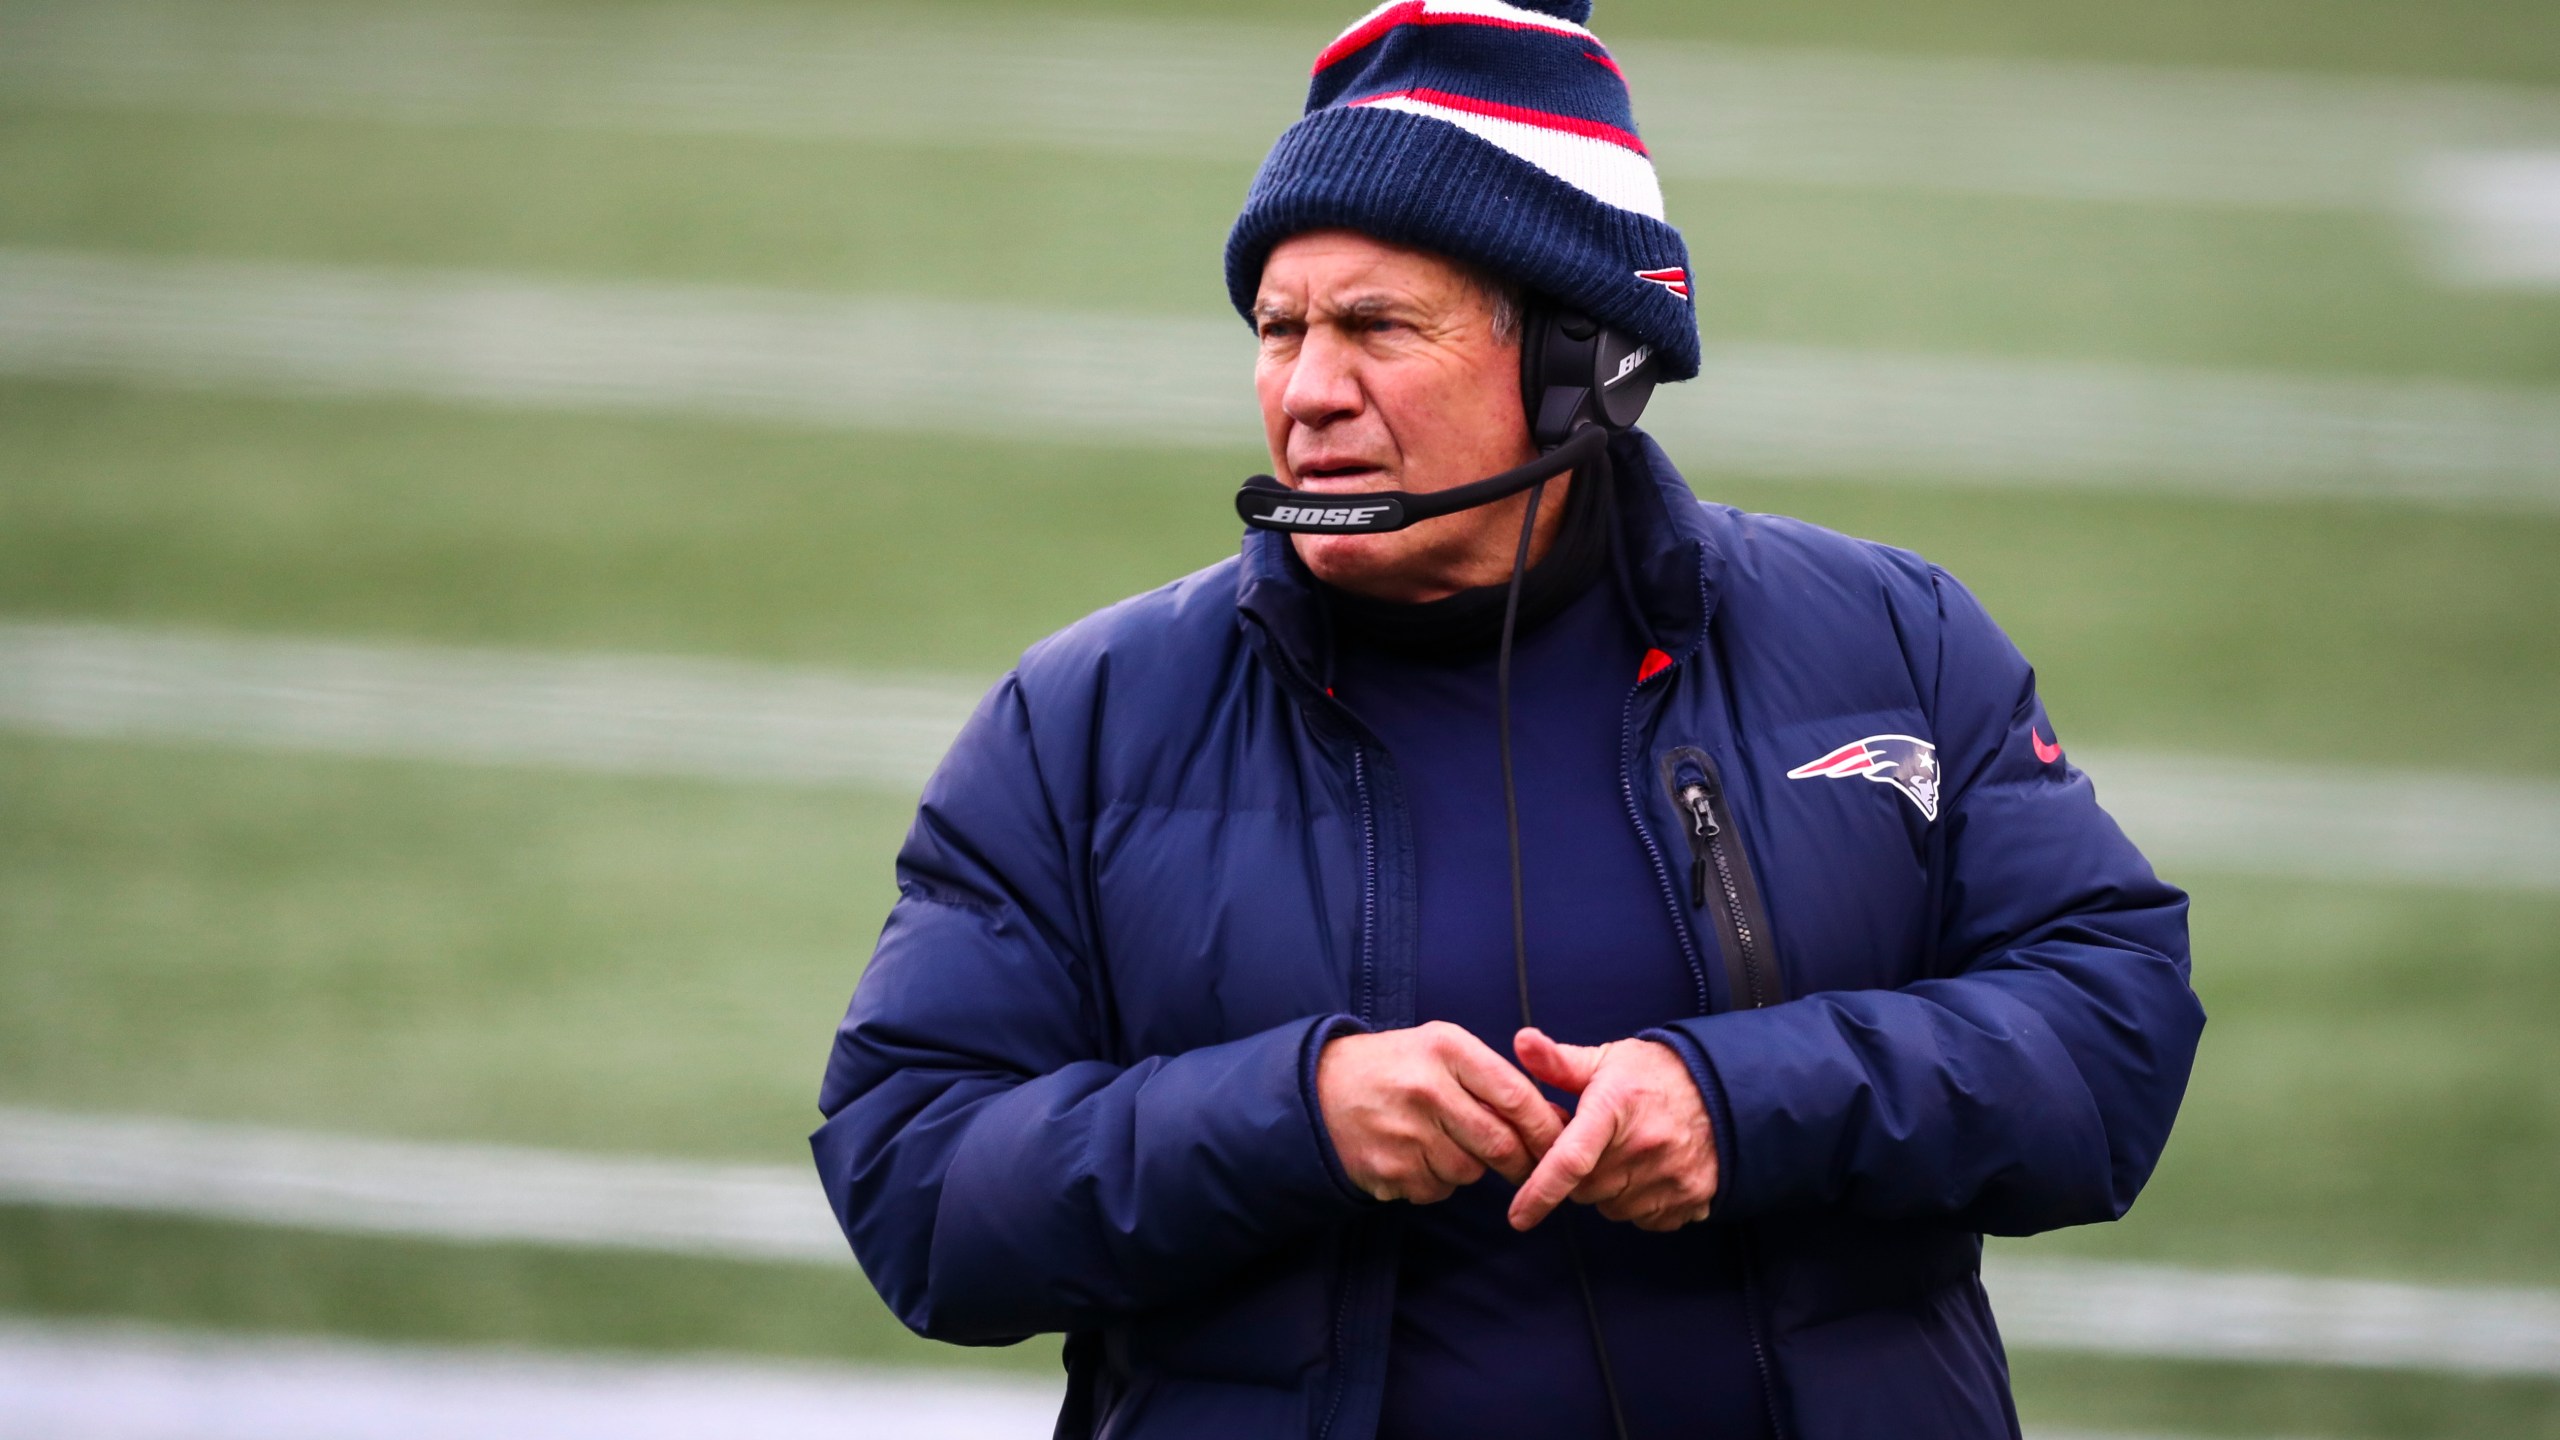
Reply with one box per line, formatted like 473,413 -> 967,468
1314,3 -> 1606,74
1351,86 -> 1650,156
1314,1 -> 1424,72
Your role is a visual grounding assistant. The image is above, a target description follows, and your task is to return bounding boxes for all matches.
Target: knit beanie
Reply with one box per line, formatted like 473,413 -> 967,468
1224,0 -> 1699,381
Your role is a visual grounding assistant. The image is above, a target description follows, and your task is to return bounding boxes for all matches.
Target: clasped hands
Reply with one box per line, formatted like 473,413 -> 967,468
1315,1021 -> 1719,1232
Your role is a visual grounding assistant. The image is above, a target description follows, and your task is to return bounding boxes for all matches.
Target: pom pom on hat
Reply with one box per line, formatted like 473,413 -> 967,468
1225,0 -> 1698,379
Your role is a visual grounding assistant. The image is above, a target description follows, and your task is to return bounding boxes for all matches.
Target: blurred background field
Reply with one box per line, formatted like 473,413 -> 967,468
0,0 -> 2555,1435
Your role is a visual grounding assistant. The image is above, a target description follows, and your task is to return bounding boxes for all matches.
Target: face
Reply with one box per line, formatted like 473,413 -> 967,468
1253,230 -> 1549,602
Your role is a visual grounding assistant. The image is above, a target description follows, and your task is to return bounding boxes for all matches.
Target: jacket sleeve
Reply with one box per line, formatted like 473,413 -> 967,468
810,674 -> 1369,1345
1656,566 -> 2204,1235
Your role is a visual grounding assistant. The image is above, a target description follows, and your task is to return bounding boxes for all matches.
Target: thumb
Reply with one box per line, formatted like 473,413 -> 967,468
1514,1028 -> 1604,1094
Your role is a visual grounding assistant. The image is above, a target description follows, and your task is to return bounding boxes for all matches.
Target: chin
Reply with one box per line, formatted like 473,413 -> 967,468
1292,532 -> 1386,580
1292,532 -> 1436,601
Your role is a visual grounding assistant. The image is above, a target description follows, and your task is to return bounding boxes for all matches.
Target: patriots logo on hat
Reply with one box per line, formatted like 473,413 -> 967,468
1634,266 -> 1690,299
1787,734 -> 1941,822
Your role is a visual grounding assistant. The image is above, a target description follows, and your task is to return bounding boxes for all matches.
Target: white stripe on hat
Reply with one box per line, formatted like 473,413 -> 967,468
1353,93 -> 1667,219
1326,0 -> 1600,50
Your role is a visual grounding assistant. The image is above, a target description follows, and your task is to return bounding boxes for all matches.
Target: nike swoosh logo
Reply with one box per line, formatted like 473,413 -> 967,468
2032,727 -> 2062,765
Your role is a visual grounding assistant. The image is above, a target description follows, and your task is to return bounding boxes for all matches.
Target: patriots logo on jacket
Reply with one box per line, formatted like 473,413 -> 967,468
1787,735 -> 1941,822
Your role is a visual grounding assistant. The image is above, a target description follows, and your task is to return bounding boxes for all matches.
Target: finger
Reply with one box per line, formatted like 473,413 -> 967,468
1596,1174 -> 1683,1224
1441,1038 -> 1565,1163
1429,1090 -> 1535,1184
1508,1097 -> 1622,1231
1601,1168 -> 1715,1227
1371,1144 -> 1464,1205
1570,1157 -> 1639,1207
1512,1028 -> 1606,1095
1415,1131 -> 1487,1194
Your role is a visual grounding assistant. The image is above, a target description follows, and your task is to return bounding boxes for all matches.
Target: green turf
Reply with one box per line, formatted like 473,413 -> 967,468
0,384 -> 1248,682
0,110 -> 1248,320
2004,879 -> 2560,1286
0,734 -> 912,1159
280,0 -> 2560,87
6,106 -> 2556,384
1041,0 -> 2560,86
2010,1352 -> 2560,1440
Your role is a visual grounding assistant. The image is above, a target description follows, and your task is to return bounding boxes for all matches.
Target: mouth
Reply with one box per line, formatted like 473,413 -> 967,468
1293,463 -> 1390,491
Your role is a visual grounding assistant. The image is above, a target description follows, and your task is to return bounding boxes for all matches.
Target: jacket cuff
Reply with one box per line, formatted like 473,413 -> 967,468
1641,1025 -> 1738,1212
1299,1013 -> 1376,1204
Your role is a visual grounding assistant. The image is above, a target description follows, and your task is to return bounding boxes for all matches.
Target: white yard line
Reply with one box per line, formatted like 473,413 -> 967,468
5,622 -> 2556,894
4,0 -> 2559,214
0,1321 -> 1063,1440
2418,150 -> 2560,289
0,250 -> 1257,447
1991,1259 -> 2560,1380
0,1105 -> 843,1266
2082,751 -> 2560,894
1,1106 -> 2554,1379
0,621 -> 984,793
6,250 -> 2560,507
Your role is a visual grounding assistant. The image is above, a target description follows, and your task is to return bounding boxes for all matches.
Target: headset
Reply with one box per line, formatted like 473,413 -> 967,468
1235,303 -> 1659,1440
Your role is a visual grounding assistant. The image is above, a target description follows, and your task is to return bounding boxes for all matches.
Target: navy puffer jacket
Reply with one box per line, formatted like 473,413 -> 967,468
814,433 -> 2202,1440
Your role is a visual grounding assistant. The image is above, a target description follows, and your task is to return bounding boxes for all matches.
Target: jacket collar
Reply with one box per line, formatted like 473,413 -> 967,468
1234,428 -> 1723,690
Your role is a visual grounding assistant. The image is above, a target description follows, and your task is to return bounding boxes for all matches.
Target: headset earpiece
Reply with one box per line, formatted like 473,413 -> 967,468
1521,304 -> 1659,448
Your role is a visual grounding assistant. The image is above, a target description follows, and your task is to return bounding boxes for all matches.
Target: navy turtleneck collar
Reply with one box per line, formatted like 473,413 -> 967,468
1311,443 -> 1619,660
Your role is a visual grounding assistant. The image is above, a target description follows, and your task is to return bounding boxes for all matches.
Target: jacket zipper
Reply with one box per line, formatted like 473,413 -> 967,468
1646,739 -> 1791,1440
1741,1240 -> 1788,1440
1672,764 -> 1776,1011
1619,689 -> 1713,1016
1351,747 -> 1380,1024
1315,746 -> 1382,1440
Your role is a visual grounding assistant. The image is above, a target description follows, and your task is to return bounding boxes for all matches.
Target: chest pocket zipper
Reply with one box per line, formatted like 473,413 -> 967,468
1661,746 -> 1788,1012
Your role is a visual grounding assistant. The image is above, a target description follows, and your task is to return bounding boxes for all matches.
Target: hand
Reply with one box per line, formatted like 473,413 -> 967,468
1317,1022 -> 1569,1204
1506,1028 -> 1719,1233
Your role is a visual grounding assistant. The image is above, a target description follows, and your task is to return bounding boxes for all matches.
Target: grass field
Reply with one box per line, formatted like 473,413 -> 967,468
2,0 -> 2557,1435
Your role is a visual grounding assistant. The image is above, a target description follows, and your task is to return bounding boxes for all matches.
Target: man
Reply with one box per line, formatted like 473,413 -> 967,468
813,2 -> 2203,1437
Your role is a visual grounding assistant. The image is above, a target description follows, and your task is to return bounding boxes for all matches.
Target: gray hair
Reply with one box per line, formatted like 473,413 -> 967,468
1465,267 -> 1527,347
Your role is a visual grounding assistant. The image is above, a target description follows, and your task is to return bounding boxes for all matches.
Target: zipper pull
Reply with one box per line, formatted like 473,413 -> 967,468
1676,779 -> 1718,907
1678,780 -> 1719,836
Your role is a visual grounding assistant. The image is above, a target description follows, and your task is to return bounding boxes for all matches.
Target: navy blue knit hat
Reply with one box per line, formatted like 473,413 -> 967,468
1225,0 -> 1698,380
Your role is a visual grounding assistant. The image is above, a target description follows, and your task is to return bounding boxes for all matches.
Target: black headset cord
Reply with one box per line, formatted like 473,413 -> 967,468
1494,446 -> 1635,1440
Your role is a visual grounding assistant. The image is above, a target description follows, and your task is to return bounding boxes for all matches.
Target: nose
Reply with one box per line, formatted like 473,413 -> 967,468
1281,326 -> 1365,431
